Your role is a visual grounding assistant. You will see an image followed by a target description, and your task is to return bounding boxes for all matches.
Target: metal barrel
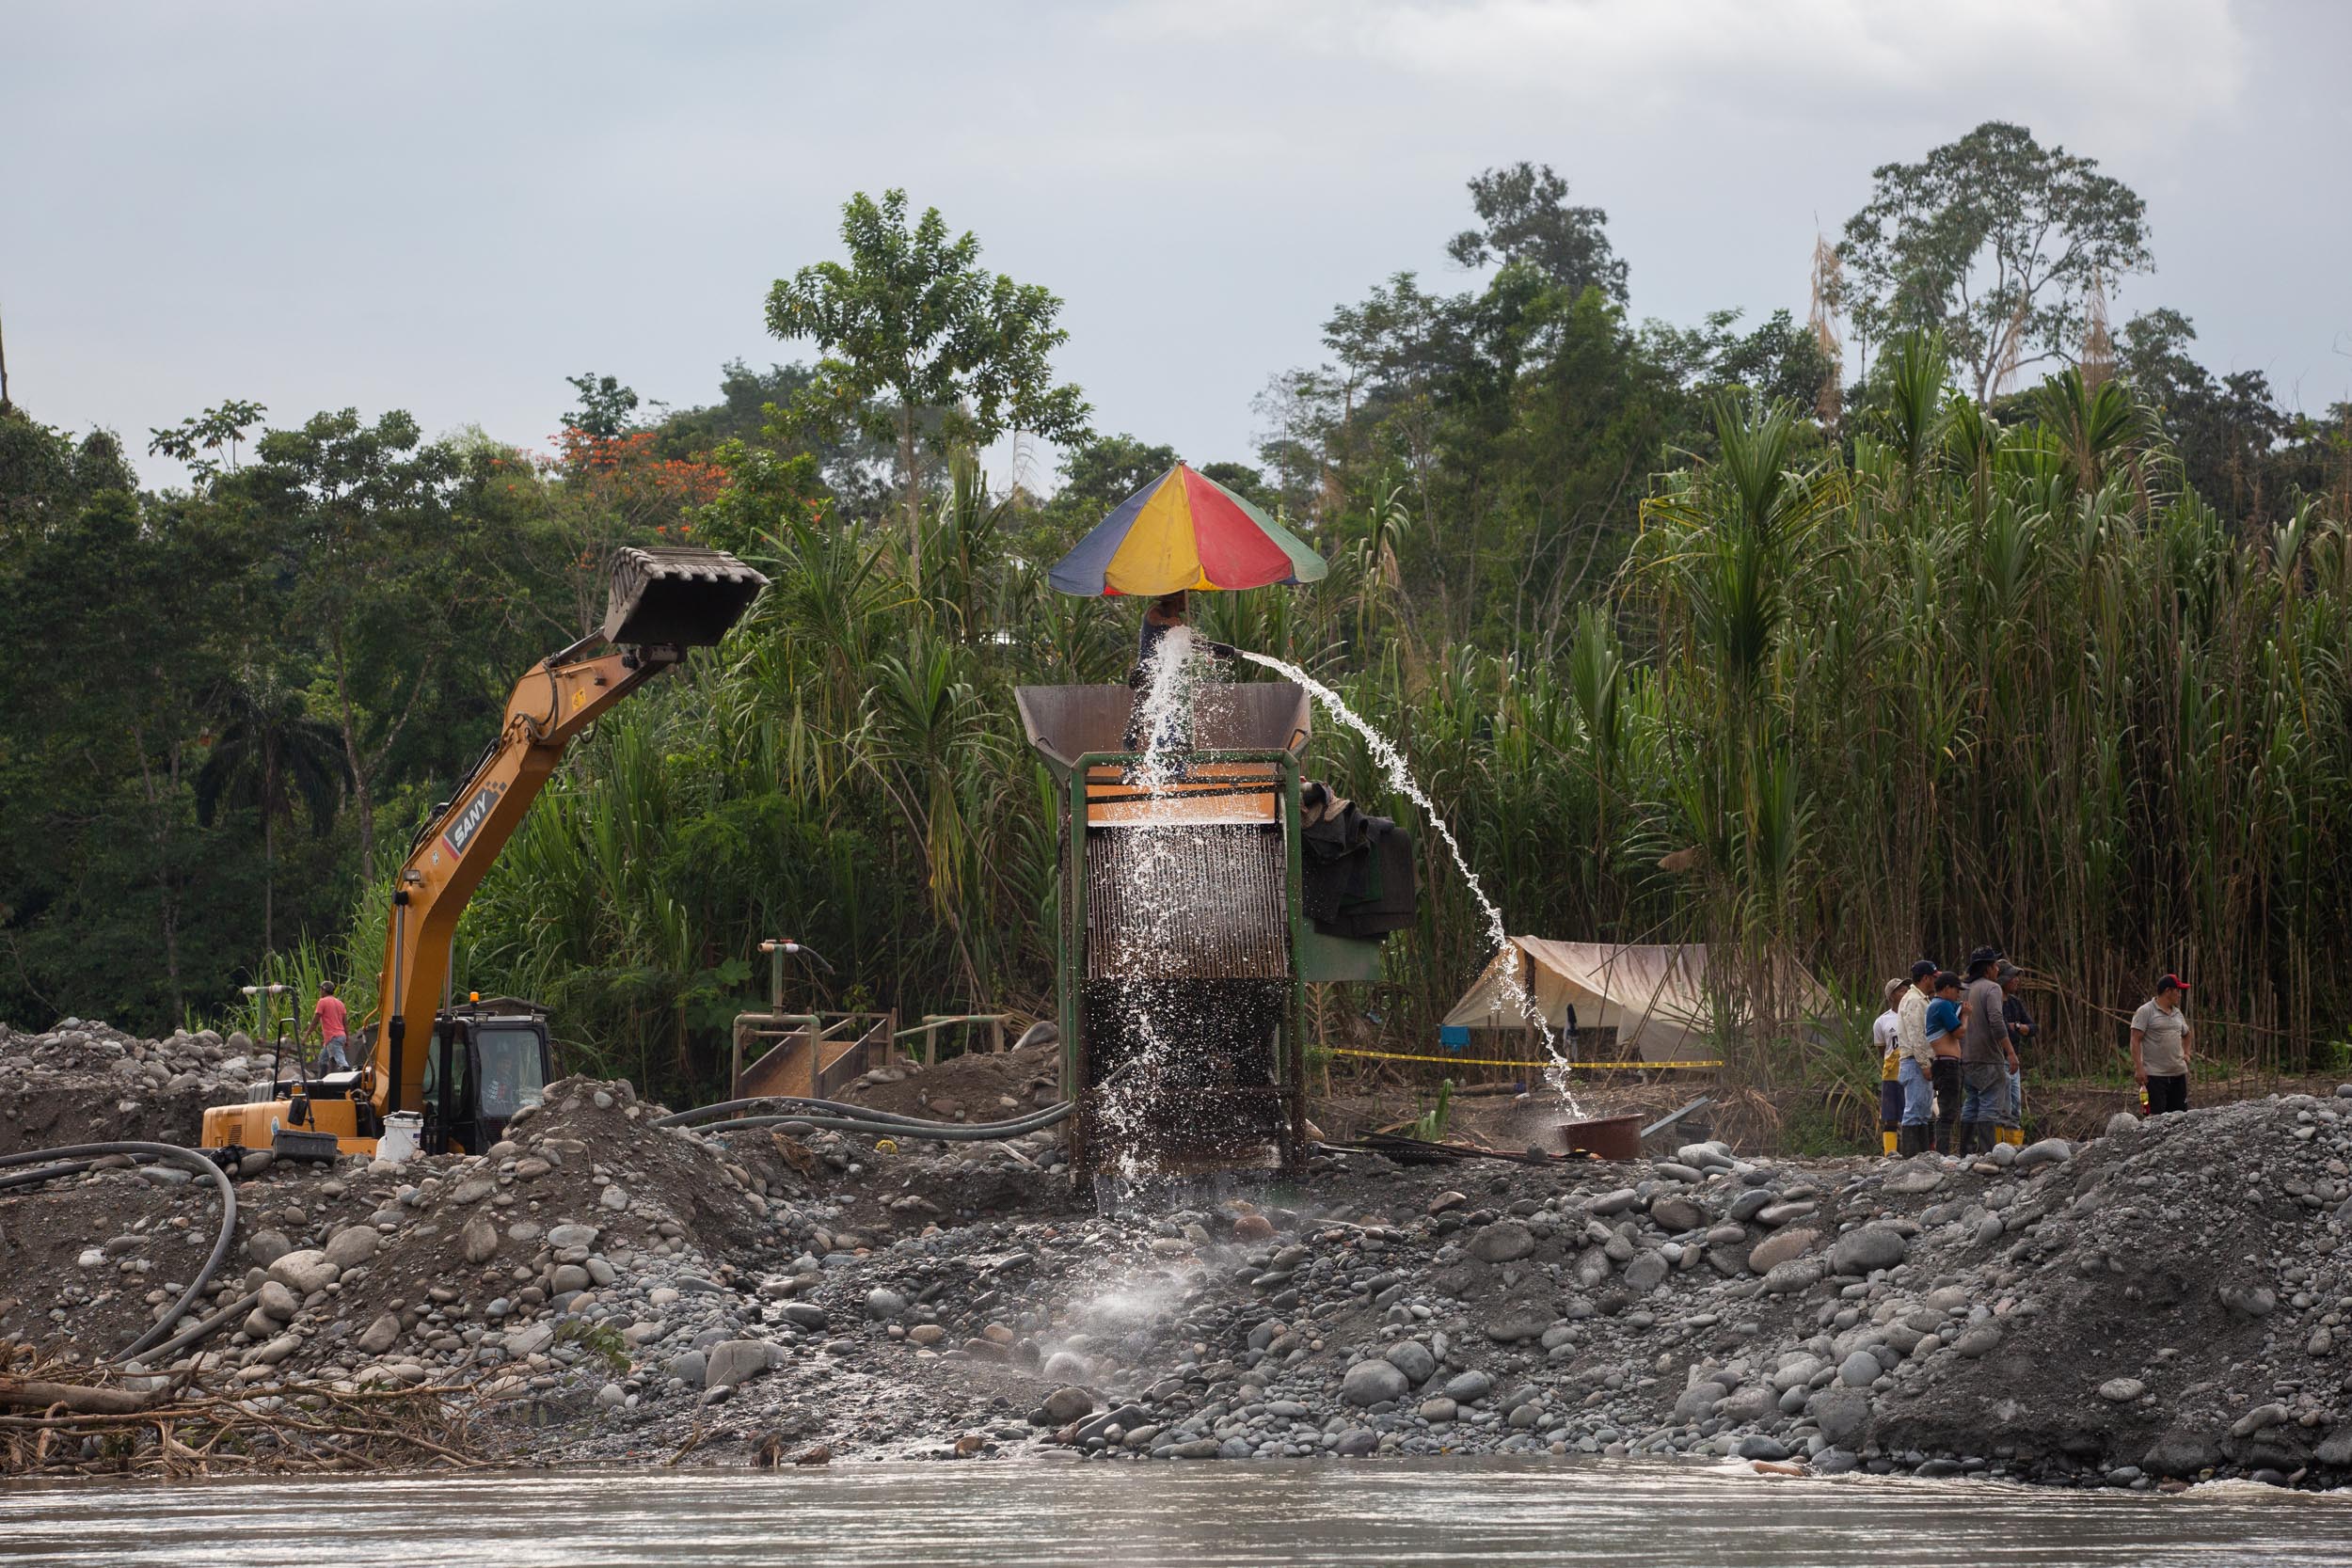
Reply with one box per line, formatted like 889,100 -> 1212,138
601,546 -> 769,649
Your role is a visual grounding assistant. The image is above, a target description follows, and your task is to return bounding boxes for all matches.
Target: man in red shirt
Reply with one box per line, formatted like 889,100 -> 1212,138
313,984 -> 351,1073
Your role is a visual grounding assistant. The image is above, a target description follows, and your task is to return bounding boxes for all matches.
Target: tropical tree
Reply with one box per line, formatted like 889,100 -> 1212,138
1838,121 -> 2152,401
195,672 -> 349,955
241,408 -> 460,879
764,189 -> 1092,582
1447,161 -> 1629,303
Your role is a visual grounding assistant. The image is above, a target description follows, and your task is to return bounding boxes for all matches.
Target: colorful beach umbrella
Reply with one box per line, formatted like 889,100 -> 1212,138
1049,463 -> 1327,596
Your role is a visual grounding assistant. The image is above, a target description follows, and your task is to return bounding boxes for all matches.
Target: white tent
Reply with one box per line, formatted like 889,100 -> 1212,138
1440,939 -> 1826,1062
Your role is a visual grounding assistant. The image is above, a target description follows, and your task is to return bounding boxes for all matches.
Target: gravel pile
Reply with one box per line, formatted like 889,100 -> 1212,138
8,1069 -> 2352,1488
0,1018 -> 262,1155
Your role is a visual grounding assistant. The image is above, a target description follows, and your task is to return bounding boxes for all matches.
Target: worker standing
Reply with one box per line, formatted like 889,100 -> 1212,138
313,983 -> 351,1074
1125,591 -> 1238,755
1923,972 -> 1966,1155
1996,959 -> 2032,1147
1895,958 -> 1937,1156
2131,974 -> 2194,1116
1958,947 -> 2009,1157
1873,976 -> 1908,1155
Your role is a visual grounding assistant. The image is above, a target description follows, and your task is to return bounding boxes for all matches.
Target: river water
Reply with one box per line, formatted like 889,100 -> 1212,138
4,1460 -> 2347,1566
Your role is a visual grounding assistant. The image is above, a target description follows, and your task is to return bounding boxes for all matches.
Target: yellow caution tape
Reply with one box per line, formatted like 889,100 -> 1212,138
1328,1048 -> 1723,1070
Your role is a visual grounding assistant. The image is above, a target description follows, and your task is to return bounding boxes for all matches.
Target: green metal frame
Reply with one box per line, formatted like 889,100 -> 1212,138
1058,749 -> 1310,1173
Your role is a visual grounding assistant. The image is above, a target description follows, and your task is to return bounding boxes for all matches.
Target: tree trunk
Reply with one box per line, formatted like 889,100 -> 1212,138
899,403 -> 921,586
127,722 -> 184,1019
327,626 -> 377,879
262,731 -> 278,957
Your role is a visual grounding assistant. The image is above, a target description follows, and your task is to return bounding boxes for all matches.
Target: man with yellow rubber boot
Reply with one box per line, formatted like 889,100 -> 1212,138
1873,976 -> 1908,1154
1996,959 -> 2032,1148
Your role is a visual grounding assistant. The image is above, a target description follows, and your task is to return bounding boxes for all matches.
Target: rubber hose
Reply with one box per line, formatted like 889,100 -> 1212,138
653,1095 -> 961,1131
0,1141 -> 239,1365
699,1101 -> 1074,1142
137,1289 -> 262,1366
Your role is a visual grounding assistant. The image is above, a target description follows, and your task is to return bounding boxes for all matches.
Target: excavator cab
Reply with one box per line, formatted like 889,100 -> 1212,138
421,998 -> 552,1156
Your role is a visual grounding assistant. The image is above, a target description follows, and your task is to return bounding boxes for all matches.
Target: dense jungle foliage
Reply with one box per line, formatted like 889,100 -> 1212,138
4,122 -> 2348,1100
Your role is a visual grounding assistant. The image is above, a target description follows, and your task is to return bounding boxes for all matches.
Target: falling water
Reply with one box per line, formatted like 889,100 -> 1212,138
1239,649 -> 1581,1107
1092,625 -> 1209,1177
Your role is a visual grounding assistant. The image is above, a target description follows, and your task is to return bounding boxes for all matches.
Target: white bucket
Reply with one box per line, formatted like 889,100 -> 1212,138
377,1111 -> 423,1164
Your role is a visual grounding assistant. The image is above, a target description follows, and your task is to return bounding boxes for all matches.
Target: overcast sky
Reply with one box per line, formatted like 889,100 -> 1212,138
8,0 -> 2348,488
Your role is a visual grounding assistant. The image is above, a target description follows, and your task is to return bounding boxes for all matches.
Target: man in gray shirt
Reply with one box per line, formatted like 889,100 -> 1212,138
2131,974 -> 2193,1115
1957,946 -> 2010,1156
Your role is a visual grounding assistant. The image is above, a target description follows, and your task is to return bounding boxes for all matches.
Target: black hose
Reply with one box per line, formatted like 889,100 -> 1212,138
0,1141 -> 239,1365
698,1101 -> 1074,1142
653,1094 -> 957,1130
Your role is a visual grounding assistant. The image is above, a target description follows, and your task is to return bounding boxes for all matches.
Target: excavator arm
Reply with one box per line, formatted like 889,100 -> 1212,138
369,546 -> 767,1120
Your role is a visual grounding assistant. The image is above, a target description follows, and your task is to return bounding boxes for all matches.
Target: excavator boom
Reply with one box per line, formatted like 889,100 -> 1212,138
199,545 -> 766,1159
373,545 -> 767,1122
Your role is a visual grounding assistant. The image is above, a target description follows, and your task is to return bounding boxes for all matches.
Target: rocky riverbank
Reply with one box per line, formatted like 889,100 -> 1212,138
7,1028 -> 2352,1490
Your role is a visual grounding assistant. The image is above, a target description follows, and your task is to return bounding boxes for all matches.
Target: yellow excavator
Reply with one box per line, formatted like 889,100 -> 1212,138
201,545 -> 768,1160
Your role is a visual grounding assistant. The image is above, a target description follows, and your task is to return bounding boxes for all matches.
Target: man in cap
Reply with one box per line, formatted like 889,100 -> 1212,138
2132,974 -> 2194,1116
1894,958 -> 1938,1156
1996,959 -> 2031,1148
1958,946 -> 2010,1156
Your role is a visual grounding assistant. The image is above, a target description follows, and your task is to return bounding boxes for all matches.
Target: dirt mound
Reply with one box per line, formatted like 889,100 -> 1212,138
837,1040 -> 1063,1121
1873,1094 -> 2352,1479
0,1019 -> 262,1156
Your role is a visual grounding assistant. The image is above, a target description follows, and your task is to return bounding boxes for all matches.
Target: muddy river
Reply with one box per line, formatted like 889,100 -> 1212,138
6,1459 -> 2350,1565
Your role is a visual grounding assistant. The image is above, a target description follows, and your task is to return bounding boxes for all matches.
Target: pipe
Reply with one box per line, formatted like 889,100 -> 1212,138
0,1141 -> 239,1365
694,1101 -> 1074,1142
655,1094 -> 989,1130
138,1289 -> 262,1366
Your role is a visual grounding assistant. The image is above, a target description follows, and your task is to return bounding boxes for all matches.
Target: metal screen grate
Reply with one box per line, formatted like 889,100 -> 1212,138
1086,824 -> 1288,979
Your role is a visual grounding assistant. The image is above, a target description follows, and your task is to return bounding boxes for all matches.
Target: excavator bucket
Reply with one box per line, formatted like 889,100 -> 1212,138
601,546 -> 769,649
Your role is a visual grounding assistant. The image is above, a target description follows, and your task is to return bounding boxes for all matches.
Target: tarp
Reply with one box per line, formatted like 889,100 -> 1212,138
1439,939 -> 1827,1062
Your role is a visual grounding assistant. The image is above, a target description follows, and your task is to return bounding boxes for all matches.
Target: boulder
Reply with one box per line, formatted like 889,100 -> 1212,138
252,1279 -> 299,1323
1747,1228 -> 1818,1273
1385,1339 -> 1438,1385
1443,1370 -> 1492,1403
546,1223 -> 600,1251
1715,1386 -> 1773,1423
1950,1323 -> 2004,1358
1041,1386 -> 1094,1424
2142,1430 -> 2220,1478
357,1314 -> 401,1354
2220,1283 -> 2279,1319
1810,1387 -> 1870,1447
266,1250 -> 339,1296
1342,1358 -> 1411,1406
1483,1306 -> 1551,1343
1649,1196 -> 1707,1233
1621,1252 -> 1669,1294
1673,1382 -> 1726,1423
2098,1378 -> 2147,1403
503,1323 -> 555,1358
461,1214 -> 500,1264
1828,1225 -> 1908,1275
705,1338 -> 773,1391
246,1228 -> 293,1267
2013,1138 -> 2073,1169
323,1227 -> 379,1270
1466,1221 -> 1536,1263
